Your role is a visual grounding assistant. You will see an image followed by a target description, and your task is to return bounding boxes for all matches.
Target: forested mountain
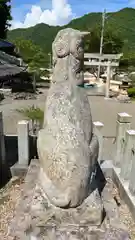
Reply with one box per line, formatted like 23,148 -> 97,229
7,7 -> 135,69
8,8 -> 135,54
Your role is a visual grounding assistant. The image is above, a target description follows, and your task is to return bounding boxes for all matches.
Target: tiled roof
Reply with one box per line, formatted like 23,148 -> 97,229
0,50 -> 27,77
0,39 -> 15,49
0,63 -> 25,77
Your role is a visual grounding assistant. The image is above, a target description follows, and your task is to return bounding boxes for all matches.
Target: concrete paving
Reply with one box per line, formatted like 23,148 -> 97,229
88,96 -> 135,137
0,91 -> 135,160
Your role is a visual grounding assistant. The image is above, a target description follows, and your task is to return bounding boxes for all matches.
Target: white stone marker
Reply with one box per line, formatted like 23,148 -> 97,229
93,121 -> 104,163
114,112 -> 132,168
128,130 -> 135,195
120,130 -> 135,181
0,111 -> 5,164
105,62 -> 111,98
18,120 -> 29,165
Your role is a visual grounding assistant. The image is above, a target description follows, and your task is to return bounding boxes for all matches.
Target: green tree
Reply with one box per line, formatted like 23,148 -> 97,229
0,0 -> 12,39
103,27 -> 124,54
13,38 -> 41,63
13,38 -> 49,69
85,25 -> 100,53
29,51 -> 49,70
16,105 -> 44,134
85,25 -> 124,54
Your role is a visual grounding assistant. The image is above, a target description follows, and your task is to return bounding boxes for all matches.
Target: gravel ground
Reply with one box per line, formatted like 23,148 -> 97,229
111,180 -> 135,239
0,177 -> 135,239
0,177 -> 24,240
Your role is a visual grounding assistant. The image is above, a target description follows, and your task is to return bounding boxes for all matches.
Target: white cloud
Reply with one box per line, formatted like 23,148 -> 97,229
11,0 -> 73,29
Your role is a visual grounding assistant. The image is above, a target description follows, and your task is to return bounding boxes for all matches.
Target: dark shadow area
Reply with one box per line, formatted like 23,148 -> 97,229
0,163 -> 11,188
29,135 -> 38,163
0,135 -> 38,188
36,83 -> 50,89
0,135 -> 18,188
88,162 -> 106,196
102,207 -> 106,224
95,162 -> 106,195
5,135 -> 18,167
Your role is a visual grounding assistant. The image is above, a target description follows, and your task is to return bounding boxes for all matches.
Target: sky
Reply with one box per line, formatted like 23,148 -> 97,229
11,0 -> 135,29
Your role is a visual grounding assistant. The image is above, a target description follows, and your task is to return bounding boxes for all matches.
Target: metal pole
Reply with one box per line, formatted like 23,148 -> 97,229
48,53 -> 52,78
97,9 -> 106,81
48,53 -> 52,70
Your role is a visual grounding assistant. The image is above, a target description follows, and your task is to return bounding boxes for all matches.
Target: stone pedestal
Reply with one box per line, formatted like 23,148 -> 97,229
9,161 -> 130,240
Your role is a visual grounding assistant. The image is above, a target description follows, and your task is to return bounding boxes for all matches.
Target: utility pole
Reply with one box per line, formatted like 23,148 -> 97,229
48,53 -> 52,71
97,9 -> 106,81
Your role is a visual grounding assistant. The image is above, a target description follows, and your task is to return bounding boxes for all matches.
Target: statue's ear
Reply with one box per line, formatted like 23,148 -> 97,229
80,31 -> 90,37
53,33 -> 70,58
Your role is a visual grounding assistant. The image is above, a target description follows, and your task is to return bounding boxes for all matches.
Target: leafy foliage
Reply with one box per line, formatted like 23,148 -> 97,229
0,0 -> 12,39
16,105 -> 44,134
17,105 -> 44,123
127,88 -> 135,98
12,38 -> 49,69
85,25 -> 124,54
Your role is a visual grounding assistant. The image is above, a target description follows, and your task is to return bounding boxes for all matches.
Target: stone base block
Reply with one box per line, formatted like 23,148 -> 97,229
10,162 -> 28,177
104,97 -> 111,101
101,160 -> 113,178
9,161 -> 130,240
113,166 -> 135,222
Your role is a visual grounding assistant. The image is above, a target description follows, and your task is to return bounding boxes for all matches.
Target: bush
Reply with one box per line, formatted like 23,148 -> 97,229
127,88 -> 135,98
0,93 -> 4,102
16,105 -> 44,134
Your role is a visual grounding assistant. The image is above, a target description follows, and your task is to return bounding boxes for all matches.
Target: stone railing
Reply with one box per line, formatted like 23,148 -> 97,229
93,112 -> 135,220
112,112 -> 135,197
0,112 -> 37,178
0,110 -> 135,185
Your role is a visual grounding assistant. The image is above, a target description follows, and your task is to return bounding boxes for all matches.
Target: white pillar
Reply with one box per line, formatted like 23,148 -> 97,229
18,120 -> 29,166
120,130 -> 135,181
105,62 -> 111,98
114,112 -> 132,167
128,131 -> 135,195
93,121 -> 104,163
0,111 -> 5,164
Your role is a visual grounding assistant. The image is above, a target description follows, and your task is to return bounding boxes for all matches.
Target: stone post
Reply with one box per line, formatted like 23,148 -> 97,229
120,130 -> 135,181
18,120 -> 29,166
105,61 -> 111,98
0,111 -> 5,164
114,112 -> 132,168
93,121 -> 104,163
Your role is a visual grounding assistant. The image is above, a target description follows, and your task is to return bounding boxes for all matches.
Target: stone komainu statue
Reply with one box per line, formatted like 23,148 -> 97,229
37,28 -> 99,208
